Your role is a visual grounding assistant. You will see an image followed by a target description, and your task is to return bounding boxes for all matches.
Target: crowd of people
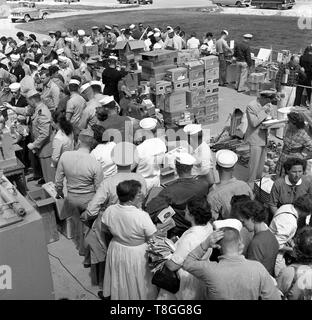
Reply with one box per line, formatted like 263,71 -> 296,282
1,24 -> 312,301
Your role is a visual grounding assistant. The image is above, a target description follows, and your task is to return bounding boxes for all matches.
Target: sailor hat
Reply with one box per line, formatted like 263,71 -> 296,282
222,30 -> 229,36
139,117 -> 157,130
10,54 -> 20,62
92,26 -> 99,30
80,82 -> 91,93
58,56 -> 67,62
129,24 -> 136,30
154,28 -> 160,33
154,32 -> 160,38
213,219 -> 243,233
77,29 -> 85,36
111,142 -> 138,166
56,48 -> 64,55
243,34 -> 253,39
175,152 -> 196,166
90,80 -> 104,90
147,31 -> 154,37
99,95 -> 115,105
69,79 -> 81,86
183,124 -> 202,135
109,55 -> 118,61
9,82 -> 21,92
216,149 -> 238,168
105,25 -> 112,30
65,37 -> 74,43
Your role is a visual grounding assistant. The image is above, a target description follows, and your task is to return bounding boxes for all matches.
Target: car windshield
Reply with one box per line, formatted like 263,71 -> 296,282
19,2 -> 31,7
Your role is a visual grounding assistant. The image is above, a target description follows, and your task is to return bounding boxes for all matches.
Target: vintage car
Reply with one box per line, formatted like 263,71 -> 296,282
10,1 -> 48,23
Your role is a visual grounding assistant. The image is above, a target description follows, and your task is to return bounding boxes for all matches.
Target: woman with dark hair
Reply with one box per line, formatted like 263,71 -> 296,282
275,112 -> 312,176
51,110 -> 74,169
294,45 -> 312,106
269,157 -> 312,215
233,200 -> 279,276
90,124 -> 117,179
102,180 -> 158,300
158,196 -> 213,300
277,226 -> 312,299
269,194 -> 312,276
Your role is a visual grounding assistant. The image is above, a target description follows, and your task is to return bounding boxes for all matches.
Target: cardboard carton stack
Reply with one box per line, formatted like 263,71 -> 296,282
248,72 -> 266,95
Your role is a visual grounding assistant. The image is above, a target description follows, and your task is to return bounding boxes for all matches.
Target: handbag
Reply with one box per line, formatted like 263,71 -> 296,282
152,264 -> 180,294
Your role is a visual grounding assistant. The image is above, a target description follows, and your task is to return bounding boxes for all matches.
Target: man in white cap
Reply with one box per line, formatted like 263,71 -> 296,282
4,89 -> 53,183
55,128 -> 103,264
183,123 -> 214,182
233,34 -> 253,92
245,90 -> 277,187
73,29 -> 89,56
41,39 -> 52,58
146,152 -> 210,238
39,69 -> 60,112
102,56 -> 127,103
58,56 -> 73,85
133,118 -> 167,192
144,31 -> 154,51
10,54 -> 25,82
183,220 -> 281,300
48,31 -> 56,48
207,149 -> 253,221
153,32 -> 164,50
163,28 -> 182,51
91,26 -> 104,46
63,37 -> 75,61
8,82 -> 27,108
79,82 -> 102,130
215,30 -> 232,87
66,76 -> 86,140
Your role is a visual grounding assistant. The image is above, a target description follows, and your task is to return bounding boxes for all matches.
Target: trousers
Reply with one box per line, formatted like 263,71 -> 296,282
218,54 -> 227,85
248,145 -> 267,185
280,85 -> 296,108
236,61 -> 249,92
39,156 -> 54,183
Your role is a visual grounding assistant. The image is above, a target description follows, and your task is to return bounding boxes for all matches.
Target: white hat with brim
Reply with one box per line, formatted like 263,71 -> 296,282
216,149 -> 238,168
213,219 -> 243,233
10,54 -> 20,62
29,61 -> 38,67
109,55 -> 118,61
222,30 -> 229,36
121,28 -> 126,32
139,117 -> 157,130
105,25 -> 112,30
153,43 -> 162,50
99,95 -> 115,105
183,124 -> 202,135
58,56 -> 67,62
175,152 -> 196,166
77,30 -> 85,36
9,82 -> 21,92
80,82 -> 91,93
154,28 -> 160,32
65,37 -> 74,43
147,31 -> 154,37
243,34 -> 253,39
129,24 -> 136,30
26,89 -> 40,99
69,79 -> 81,86
90,80 -> 104,90
111,142 -> 138,166
17,41 -> 25,47
92,26 -> 99,30
56,48 -> 64,55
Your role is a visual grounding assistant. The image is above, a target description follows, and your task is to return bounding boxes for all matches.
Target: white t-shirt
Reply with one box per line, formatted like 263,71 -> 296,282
187,37 -> 200,49
91,142 -> 117,179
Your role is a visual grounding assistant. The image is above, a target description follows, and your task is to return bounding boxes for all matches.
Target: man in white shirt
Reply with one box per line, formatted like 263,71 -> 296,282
270,194 -> 312,276
187,32 -> 200,50
164,28 -> 182,51
153,32 -> 164,50
134,118 -> 167,192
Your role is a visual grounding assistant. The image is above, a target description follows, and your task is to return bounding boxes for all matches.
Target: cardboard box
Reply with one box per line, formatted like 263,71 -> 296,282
150,80 -> 173,95
204,77 -> 219,87
145,73 -> 167,82
186,89 -> 206,107
165,67 -> 188,82
150,93 -> 166,110
123,72 -> 141,91
139,58 -> 176,68
205,83 -> 219,96
189,69 -> 204,81
184,60 -> 204,71
83,44 -> 98,57
205,67 -> 219,79
200,55 -> 219,69
177,49 -> 200,66
172,79 -> 189,92
205,94 -> 219,106
162,109 -> 194,125
189,78 -> 205,91
196,113 -> 219,125
249,72 -> 265,84
164,91 -> 187,113
141,50 -> 178,63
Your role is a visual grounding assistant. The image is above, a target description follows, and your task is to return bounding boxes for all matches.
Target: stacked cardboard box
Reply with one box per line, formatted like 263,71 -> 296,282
248,72 -> 266,95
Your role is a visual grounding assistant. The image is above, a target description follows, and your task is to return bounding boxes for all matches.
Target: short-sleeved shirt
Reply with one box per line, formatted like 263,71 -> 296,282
246,229 -> 279,276
66,92 -> 86,128
102,204 -> 157,246
269,175 -> 312,208
191,142 -> 213,176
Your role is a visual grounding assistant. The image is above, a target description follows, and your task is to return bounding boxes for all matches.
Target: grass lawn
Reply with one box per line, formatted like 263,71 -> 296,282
17,8 -> 311,53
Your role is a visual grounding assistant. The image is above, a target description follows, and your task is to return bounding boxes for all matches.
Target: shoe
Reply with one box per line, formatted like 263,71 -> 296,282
97,291 -> 105,300
83,263 -> 91,268
27,176 -> 41,182
37,178 -> 45,185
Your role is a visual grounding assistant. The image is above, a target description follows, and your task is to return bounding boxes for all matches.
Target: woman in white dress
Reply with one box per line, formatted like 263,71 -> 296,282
102,180 -> 158,300
90,125 -> 117,179
158,196 -> 213,300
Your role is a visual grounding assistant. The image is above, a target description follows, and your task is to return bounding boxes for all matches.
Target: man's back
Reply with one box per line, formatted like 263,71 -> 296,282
184,254 -> 281,300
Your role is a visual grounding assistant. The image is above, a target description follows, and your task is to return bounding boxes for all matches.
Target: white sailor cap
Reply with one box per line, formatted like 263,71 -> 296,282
9,82 -> 21,92
111,142 -> 138,166
58,56 -> 67,62
17,41 -> 25,47
42,38 -> 51,43
80,82 -> 91,93
40,63 -> 51,69
29,61 -> 38,68
120,28 -> 126,32
48,30 -> 56,35
166,26 -> 172,30
92,26 -> 99,30
61,32 -> 67,38
139,117 -> 157,130
99,95 -> 115,105
147,31 -> 154,37
183,124 -> 202,135
213,219 -> 243,233
154,32 -> 160,38
175,152 -> 196,166
153,43 -> 162,50
56,48 -> 64,55
10,54 -> 20,62
109,55 -> 118,61
90,80 -> 104,90
64,37 -> 74,43
222,30 -> 229,36
77,29 -> 85,36
154,28 -> 160,33
105,25 -> 112,30
69,79 -> 81,86
129,24 -> 136,30
216,149 -> 238,168
51,59 -> 58,66
26,89 -> 40,99
243,33 -> 253,39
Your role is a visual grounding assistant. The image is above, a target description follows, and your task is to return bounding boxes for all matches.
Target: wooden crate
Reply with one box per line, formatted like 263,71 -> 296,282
189,78 -> 205,91
141,50 -> 178,63
83,44 -> 99,57
204,77 -> 219,87
200,55 -> 219,69
165,67 -> 188,82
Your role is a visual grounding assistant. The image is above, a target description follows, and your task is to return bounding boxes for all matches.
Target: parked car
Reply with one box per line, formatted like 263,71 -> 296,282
10,1 -> 48,23
118,0 -> 153,4
212,0 -> 251,7
54,0 -> 80,3
251,0 -> 295,9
